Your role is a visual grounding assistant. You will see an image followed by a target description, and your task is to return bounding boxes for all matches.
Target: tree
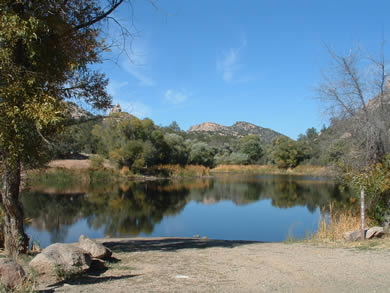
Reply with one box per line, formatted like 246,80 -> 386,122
239,135 -> 263,163
92,112 -> 162,170
317,46 -> 390,239
167,121 -> 182,133
0,0 -> 125,256
271,137 -> 306,169
317,47 -> 390,165
164,133 -> 189,165
227,152 -> 250,165
188,142 -> 215,167
297,127 -> 321,164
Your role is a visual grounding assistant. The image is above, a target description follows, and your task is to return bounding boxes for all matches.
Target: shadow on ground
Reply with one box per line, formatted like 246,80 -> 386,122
37,238 -> 261,292
38,274 -> 139,293
102,237 -> 261,253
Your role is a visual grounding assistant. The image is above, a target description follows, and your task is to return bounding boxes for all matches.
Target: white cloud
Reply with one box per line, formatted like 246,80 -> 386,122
217,49 -> 240,82
107,80 -> 129,97
113,38 -> 155,87
164,89 -> 188,104
120,101 -> 151,118
217,36 -> 247,83
121,59 -> 154,87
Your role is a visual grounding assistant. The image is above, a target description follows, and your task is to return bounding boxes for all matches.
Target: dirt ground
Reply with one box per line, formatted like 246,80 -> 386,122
39,237 -> 390,293
47,159 -> 114,170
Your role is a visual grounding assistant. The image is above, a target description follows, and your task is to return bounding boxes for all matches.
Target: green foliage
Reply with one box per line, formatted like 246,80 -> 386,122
89,155 -> 105,170
163,133 -> 188,165
271,137 -> 307,169
239,135 -> 263,163
146,164 -> 210,177
0,0 -> 132,255
227,152 -> 250,165
0,1 -> 113,167
297,127 -> 320,164
50,118 -> 100,158
92,112 -> 158,171
188,142 -> 215,167
166,121 -> 182,133
344,155 -> 390,223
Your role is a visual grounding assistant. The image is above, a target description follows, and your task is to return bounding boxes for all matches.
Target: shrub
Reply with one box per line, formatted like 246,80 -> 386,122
89,155 -> 105,169
345,156 -> 390,224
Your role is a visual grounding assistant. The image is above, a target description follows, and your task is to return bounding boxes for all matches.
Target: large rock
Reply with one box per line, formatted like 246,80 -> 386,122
78,235 -> 112,260
344,230 -> 366,241
29,243 -> 91,281
366,226 -> 385,239
0,258 -> 26,290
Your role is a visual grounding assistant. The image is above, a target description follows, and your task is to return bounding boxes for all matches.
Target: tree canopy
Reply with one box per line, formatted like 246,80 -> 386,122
0,0 -> 124,256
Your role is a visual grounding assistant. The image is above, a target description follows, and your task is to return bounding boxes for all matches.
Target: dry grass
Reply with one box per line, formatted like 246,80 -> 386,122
147,165 -> 210,177
48,158 -> 114,170
309,205 -> 390,250
314,207 -> 363,241
212,164 -> 331,177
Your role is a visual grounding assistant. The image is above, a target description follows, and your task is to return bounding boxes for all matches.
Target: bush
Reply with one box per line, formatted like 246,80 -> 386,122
271,137 -> 306,169
147,165 -> 210,177
345,157 -> 390,224
89,155 -> 104,169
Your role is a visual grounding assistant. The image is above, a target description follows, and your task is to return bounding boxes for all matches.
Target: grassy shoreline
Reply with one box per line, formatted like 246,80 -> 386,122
24,163 -> 333,190
50,159 -> 332,176
211,164 -> 333,177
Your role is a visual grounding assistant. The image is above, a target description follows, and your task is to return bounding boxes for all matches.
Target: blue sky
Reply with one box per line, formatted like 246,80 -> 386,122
97,0 -> 390,139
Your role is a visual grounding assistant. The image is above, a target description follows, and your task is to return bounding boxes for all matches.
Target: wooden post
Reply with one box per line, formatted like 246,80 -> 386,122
361,188 -> 365,241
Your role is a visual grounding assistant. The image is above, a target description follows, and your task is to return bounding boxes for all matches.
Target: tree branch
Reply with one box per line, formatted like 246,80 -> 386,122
72,0 -> 125,31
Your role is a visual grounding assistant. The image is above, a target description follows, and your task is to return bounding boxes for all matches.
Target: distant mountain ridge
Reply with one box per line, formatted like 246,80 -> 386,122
188,121 -> 286,143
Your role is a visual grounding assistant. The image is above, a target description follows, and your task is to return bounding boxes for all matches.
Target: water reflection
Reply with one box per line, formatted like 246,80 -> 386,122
22,175 -> 352,245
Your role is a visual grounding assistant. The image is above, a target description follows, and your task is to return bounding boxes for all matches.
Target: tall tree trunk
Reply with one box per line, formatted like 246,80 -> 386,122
1,160 -> 28,257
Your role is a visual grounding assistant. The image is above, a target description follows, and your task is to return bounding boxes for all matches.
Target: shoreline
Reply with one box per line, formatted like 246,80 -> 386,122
29,159 -> 334,179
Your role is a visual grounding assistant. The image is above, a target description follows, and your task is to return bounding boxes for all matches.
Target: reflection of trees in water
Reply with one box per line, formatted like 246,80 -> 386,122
189,176 -> 351,213
269,180 -> 343,212
22,180 -> 191,240
84,181 -> 190,237
22,192 -> 86,243
22,175 -> 352,241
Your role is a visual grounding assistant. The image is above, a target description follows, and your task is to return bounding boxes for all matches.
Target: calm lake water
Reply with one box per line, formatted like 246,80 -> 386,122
21,174 -> 350,247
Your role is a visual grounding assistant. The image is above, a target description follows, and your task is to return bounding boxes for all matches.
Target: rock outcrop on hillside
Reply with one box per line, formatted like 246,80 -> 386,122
188,121 -> 286,143
66,102 -> 95,120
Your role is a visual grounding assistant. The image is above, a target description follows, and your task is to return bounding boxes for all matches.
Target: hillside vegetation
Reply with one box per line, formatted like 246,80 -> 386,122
53,104 -> 335,170
49,103 -> 382,173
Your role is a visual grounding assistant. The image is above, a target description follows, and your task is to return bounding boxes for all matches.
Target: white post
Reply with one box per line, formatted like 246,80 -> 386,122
361,188 -> 365,240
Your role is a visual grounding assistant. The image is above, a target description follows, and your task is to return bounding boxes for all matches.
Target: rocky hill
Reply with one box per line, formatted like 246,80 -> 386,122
65,102 -> 95,120
188,121 -> 286,143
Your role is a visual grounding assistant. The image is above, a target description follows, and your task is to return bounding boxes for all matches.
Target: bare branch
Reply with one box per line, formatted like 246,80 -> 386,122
72,0 -> 125,31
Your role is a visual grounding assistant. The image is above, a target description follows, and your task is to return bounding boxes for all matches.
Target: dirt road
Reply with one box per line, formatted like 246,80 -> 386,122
46,238 -> 390,293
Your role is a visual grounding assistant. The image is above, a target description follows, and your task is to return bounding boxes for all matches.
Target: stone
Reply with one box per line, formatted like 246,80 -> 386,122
344,230 -> 366,241
110,104 -> 122,114
366,227 -> 385,239
29,243 -> 91,282
78,235 -> 112,260
0,258 -> 26,290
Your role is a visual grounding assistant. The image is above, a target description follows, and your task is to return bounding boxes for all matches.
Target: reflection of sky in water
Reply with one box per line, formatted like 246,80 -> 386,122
26,198 -> 320,248
139,200 -> 319,242
26,219 -> 106,248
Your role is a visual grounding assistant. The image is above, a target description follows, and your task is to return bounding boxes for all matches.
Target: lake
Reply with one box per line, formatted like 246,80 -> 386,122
21,174 -> 350,247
